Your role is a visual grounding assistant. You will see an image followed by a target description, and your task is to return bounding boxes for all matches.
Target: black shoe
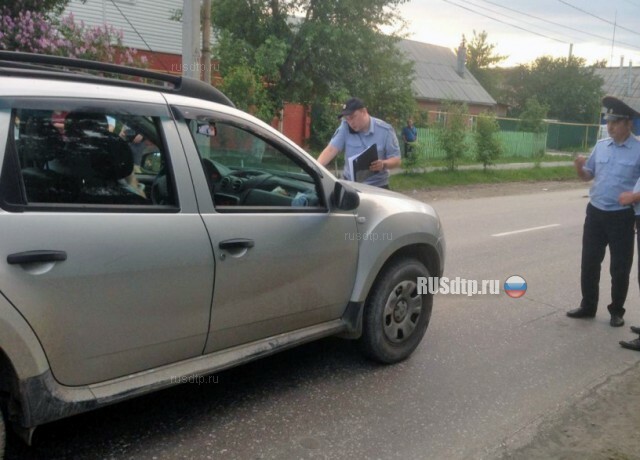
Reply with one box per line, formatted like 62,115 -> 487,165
566,307 -> 596,319
630,325 -> 640,335
619,338 -> 640,351
610,315 -> 625,327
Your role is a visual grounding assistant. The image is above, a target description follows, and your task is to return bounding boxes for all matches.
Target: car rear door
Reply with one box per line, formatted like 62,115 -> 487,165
0,99 -> 215,386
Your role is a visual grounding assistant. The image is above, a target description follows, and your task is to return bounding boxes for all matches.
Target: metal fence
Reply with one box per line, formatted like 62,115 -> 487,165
405,114 -> 599,161
407,127 -> 547,160
546,122 -> 599,151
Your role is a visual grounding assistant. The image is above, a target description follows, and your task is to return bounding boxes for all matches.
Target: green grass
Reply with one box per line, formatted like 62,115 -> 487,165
389,166 -> 577,192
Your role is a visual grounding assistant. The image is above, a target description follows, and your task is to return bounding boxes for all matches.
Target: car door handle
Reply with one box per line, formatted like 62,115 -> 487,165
7,250 -> 68,265
218,239 -> 255,250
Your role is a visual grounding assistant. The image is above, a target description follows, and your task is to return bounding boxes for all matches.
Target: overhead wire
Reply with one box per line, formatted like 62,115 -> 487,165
557,0 -> 640,37
464,0 -> 579,43
476,0 -> 640,51
440,0 -> 568,43
107,0 -> 171,72
441,0 -> 640,63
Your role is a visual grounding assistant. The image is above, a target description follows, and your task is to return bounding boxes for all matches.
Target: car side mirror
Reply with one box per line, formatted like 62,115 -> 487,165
140,152 -> 163,174
333,180 -> 359,210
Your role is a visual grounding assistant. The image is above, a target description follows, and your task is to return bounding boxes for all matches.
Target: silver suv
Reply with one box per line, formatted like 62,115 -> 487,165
0,51 -> 444,455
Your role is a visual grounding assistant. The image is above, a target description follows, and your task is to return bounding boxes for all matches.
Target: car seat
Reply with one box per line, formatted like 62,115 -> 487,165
63,112 -> 148,205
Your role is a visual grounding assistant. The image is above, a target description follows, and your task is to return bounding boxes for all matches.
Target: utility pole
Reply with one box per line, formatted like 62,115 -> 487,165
610,11 -> 617,67
202,0 -> 212,84
182,0 -> 200,78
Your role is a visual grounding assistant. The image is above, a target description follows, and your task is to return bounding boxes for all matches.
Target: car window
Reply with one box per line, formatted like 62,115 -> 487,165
186,118 -> 323,211
8,107 -> 175,208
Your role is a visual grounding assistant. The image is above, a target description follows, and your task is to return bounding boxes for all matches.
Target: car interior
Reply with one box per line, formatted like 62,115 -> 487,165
13,109 -> 172,207
187,119 -> 322,210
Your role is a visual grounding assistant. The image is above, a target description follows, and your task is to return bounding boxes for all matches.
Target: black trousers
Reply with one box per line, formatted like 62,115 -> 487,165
636,216 -> 640,297
404,143 -> 414,158
580,203 -> 635,316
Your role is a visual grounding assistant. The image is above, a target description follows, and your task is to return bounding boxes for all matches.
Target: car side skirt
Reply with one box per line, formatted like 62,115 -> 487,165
16,319 -> 348,429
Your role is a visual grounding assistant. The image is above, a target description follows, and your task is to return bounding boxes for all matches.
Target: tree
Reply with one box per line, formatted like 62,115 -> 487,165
438,101 -> 469,171
211,0 -> 416,142
464,30 -> 507,99
504,56 -> 603,123
0,0 -> 70,17
0,1 -> 143,66
218,65 -> 274,120
518,97 -> 548,133
474,111 -> 502,170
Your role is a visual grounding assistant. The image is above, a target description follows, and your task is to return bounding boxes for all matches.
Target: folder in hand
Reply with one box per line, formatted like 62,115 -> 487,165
348,144 -> 378,183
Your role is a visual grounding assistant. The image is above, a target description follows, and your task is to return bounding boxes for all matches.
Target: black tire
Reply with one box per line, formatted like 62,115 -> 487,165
359,258 -> 432,363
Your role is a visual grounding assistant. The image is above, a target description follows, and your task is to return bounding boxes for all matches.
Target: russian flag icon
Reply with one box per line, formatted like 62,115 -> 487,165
504,275 -> 527,298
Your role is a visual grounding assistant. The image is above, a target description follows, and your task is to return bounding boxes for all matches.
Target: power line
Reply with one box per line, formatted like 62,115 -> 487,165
476,0 -> 640,51
440,0 -> 568,44
443,0 -> 640,63
467,0 -> 579,42
557,0 -> 640,37
107,0 -> 171,72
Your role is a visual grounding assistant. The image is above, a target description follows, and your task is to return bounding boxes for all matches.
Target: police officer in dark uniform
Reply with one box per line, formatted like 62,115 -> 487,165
567,96 -> 640,327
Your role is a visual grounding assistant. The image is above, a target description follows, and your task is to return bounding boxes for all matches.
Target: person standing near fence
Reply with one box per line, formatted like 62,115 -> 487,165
567,96 -> 640,328
401,118 -> 417,159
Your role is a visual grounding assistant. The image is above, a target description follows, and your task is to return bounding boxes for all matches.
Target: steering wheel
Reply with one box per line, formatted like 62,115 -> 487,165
201,158 -> 221,189
150,169 -> 170,205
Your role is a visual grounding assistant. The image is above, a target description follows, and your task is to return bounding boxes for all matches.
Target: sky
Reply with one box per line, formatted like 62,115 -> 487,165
394,0 -> 640,67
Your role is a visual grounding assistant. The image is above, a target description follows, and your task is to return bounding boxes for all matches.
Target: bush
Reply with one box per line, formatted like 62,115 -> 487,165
437,101 -> 469,171
0,10 -> 145,67
474,111 -> 503,170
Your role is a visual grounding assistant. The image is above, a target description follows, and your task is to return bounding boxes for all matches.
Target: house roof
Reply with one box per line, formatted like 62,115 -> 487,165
396,39 -> 496,107
594,66 -> 640,113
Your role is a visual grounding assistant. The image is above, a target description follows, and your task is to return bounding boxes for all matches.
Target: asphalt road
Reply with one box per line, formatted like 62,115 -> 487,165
7,186 -> 640,459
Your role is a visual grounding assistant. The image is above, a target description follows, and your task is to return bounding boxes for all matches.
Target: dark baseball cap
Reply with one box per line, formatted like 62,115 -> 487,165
338,97 -> 366,119
602,96 -> 640,121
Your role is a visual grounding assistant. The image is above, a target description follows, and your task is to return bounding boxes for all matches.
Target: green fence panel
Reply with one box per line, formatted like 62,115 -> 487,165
546,123 -> 599,151
497,131 -> 547,157
402,116 -> 599,162
409,128 -> 546,160
414,128 -> 444,159
497,118 -> 520,131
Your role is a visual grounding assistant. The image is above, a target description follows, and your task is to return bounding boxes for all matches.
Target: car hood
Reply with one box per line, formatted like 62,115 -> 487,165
349,182 -> 440,219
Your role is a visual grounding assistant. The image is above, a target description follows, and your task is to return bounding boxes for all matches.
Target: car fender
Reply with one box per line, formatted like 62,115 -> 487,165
348,188 -> 445,303
0,292 -> 50,381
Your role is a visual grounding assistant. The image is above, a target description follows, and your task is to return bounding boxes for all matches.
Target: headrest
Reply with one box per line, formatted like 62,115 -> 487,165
89,138 -> 134,181
64,112 -> 111,139
64,112 -> 133,181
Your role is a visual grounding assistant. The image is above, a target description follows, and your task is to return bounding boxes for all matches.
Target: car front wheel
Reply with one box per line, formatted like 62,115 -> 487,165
359,258 -> 433,363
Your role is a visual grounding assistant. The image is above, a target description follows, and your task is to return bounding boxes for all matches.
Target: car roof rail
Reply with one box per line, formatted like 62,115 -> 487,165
0,50 -> 235,108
